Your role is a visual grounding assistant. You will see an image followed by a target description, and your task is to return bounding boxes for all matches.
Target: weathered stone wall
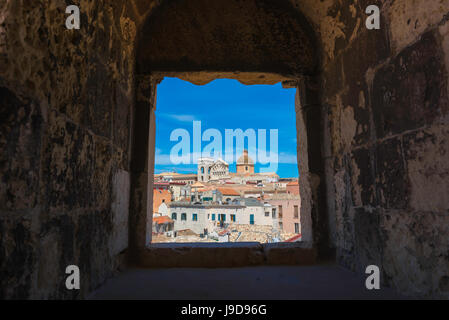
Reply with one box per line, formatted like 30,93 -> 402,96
1,0 -> 448,299
310,0 -> 449,298
136,0 -> 317,75
0,0 -> 140,299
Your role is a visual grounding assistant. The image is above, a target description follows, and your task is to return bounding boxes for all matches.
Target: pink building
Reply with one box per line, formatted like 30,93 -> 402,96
286,180 -> 300,195
267,194 -> 301,234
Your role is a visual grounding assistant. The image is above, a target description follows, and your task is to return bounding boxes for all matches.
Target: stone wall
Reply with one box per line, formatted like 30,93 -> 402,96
1,0 -> 448,299
311,0 -> 449,298
0,0 -> 139,299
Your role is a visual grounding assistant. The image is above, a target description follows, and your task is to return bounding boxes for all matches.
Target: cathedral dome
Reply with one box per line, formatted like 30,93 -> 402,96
237,150 -> 254,165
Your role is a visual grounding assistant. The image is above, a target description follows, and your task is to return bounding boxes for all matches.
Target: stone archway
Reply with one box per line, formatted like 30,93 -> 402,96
135,0 -> 318,77
128,0 -> 329,262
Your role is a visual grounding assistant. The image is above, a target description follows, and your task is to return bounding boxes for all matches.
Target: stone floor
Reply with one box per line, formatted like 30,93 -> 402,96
89,264 -> 408,300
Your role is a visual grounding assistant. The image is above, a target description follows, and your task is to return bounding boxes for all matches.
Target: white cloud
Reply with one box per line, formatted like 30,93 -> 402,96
159,113 -> 198,123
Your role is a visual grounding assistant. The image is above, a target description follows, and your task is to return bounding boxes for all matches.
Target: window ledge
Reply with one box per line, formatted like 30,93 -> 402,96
138,242 -> 316,268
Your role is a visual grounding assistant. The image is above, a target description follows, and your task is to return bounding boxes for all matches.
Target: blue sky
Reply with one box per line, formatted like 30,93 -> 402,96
154,77 -> 299,178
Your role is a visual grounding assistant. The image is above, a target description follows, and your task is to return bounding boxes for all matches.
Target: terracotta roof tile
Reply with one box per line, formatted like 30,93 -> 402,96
285,234 -> 302,242
153,216 -> 174,225
217,187 -> 240,196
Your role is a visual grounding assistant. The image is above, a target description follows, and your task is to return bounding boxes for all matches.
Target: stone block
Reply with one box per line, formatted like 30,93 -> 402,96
353,208 -> 382,273
263,243 -> 317,265
375,138 -> 409,209
42,111 -> 95,212
109,169 -> 130,256
372,32 -> 448,138
380,210 -> 449,299
350,147 -> 377,207
0,87 -> 42,211
0,217 -> 35,299
142,243 -> 265,268
403,124 -> 449,212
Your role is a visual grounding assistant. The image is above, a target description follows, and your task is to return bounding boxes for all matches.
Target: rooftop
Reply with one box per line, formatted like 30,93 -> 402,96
153,216 -> 174,225
285,234 -> 302,242
191,181 -> 205,188
168,202 -> 245,209
217,187 -> 240,196
266,193 -> 301,200
237,197 -> 264,207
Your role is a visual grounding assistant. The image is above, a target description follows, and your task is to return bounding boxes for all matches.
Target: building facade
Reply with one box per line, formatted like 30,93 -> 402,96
197,157 -> 230,182
266,194 -> 301,234
156,172 -> 198,185
286,180 -> 300,195
152,189 -> 172,215
167,201 -> 277,235
168,203 -> 245,235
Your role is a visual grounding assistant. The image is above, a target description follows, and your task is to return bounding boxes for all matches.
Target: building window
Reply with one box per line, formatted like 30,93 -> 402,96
212,214 -> 216,221
278,205 -> 283,218
231,214 -> 236,222
295,223 -> 300,234
294,205 -> 299,218
250,214 -> 255,225
265,211 -> 269,217
279,222 -> 283,230
201,167 -> 204,173
245,166 -> 248,171
208,214 -> 210,220
272,208 -> 276,218
172,212 -> 177,220
181,213 -> 187,221
192,214 -> 198,221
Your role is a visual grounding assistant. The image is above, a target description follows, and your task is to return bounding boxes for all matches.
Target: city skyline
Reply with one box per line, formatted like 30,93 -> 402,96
155,77 -> 299,178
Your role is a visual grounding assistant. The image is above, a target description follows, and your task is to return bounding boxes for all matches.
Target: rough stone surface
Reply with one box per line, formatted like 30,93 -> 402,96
372,32 -> 448,138
109,170 -> 130,256
141,243 -> 316,268
1,0 -> 449,299
0,0 -> 134,299
137,0 -> 317,76
142,243 -> 265,268
318,0 -> 449,299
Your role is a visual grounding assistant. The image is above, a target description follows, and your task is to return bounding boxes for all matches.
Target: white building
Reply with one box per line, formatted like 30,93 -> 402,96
170,183 -> 191,201
168,203 -> 245,235
236,198 -> 277,227
167,200 -> 278,235
155,202 -> 169,217
197,157 -> 230,182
